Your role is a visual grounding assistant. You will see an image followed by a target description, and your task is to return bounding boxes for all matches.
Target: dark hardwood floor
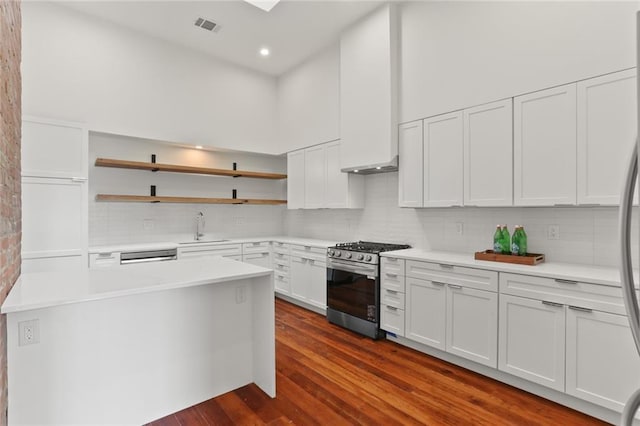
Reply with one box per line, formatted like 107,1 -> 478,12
148,298 -> 608,425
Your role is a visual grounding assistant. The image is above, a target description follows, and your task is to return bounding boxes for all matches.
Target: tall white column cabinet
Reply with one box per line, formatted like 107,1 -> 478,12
514,84 -> 577,206
398,121 -> 423,208
286,150 -> 305,209
303,144 -> 326,209
21,116 -> 88,272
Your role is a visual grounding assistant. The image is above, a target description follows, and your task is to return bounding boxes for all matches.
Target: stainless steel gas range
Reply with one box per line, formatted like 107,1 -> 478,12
326,241 -> 410,339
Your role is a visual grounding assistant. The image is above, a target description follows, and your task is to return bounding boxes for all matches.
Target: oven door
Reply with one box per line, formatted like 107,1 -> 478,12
327,259 -> 379,323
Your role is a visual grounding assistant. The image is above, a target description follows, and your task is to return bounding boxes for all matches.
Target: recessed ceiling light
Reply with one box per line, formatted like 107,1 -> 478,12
260,48 -> 270,57
244,0 -> 281,12
195,145 -> 203,149
354,170 -> 359,173
376,166 -> 382,170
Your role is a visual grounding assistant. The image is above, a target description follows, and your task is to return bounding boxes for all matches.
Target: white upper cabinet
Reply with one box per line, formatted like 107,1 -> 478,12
325,140 -> 364,209
398,121 -> 423,208
340,4 -> 398,172
463,99 -> 513,206
577,69 -> 637,205
287,140 -> 363,210
286,150 -> 305,209
423,111 -> 464,207
514,84 -> 577,206
304,144 -> 326,209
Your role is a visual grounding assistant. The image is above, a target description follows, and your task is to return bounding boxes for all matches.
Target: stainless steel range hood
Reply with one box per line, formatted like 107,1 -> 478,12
341,155 -> 398,174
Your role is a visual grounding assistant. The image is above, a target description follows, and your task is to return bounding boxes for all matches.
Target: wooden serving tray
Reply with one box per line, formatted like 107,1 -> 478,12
474,250 -> 545,266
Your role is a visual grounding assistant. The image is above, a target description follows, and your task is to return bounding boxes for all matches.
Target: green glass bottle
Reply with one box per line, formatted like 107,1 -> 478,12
500,225 -> 510,255
511,226 -> 521,255
493,225 -> 503,253
518,226 -> 528,256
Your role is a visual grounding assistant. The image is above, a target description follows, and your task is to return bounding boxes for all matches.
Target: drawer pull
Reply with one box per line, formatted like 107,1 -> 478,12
555,279 -> 578,285
448,284 -> 463,290
568,305 -> 593,313
386,289 -> 398,294
97,252 -> 113,258
387,258 -> 399,263
432,281 -> 446,287
439,264 -> 454,269
541,300 -> 563,308
386,305 -> 398,311
386,273 -> 398,277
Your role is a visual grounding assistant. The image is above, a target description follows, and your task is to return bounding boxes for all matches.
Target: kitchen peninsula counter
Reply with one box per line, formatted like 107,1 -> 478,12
2,256 -> 275,425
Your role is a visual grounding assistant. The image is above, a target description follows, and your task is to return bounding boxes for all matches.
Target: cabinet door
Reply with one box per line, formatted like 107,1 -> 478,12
463,99 -> 513,206
514,84 -> 577,206
289,256 -> 309,301
286,150 -> 305,209
307,259 -> 327,310
22,117 -> 87,179
446,286 -> 498,368
498,294 -> 565,392
405,278 -> 446,350
566,307 -> 640,413
398,120 -> 423,207
22,177 -> 87,270
577,69 -> 637,205
423,112 -> 463,207
304,145 -> 326,209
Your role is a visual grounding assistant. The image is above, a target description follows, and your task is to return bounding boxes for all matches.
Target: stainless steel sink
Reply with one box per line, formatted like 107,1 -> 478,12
179,239 -> 229,244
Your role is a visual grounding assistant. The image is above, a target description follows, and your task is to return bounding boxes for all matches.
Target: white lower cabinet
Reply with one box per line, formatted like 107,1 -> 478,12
178,244 -> 242,260
566,308 -> 640,413
381,257 -> 406,336
242,252 -> 271,268
288,245 -> 327,311
271,242 -> 291,296
405,262 -> 498,368
498,294 -> 566,391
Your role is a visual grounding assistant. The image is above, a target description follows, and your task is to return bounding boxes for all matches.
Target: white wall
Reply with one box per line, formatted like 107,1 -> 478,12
21,2 -> 279,154
277,43 -> 340,153
400,1 -> 639,122
285,172 -> 638,268
89,133 -> 286,246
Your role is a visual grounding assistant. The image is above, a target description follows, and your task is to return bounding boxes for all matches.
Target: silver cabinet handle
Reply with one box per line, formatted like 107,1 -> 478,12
386,305 -> 398,311
386,273 -> 398,277
385,289 -> 398,294
553,203 -> 575,207
568,305 -> 593,313
431,281 -> 446,287
541,300 -> 563,308
448,284 -> 463,290
554,279 -> 578,285
439,264 -> 454,269
620,140 -> 640,359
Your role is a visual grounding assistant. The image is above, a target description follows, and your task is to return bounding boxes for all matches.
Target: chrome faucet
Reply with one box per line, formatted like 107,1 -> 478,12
194,212 -> 205,241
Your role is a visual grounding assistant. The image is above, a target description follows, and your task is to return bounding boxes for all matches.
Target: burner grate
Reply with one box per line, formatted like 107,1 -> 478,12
333,241 -> 410,253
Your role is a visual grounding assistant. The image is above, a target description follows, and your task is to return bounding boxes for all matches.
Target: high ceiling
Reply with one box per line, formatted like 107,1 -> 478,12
59,0 -> 386,76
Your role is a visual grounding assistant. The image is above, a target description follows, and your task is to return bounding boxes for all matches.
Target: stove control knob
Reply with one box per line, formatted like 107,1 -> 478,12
357,254 -> 364,261
345,252 -> 352,259
328,250 -> 335,257
365,255 -> 372,262
334,250 -> 341,257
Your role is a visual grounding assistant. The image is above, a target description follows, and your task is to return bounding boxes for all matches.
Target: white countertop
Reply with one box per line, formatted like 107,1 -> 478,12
89,236 -> 338,254
2,256 -> 272,314
382,249 -> 635,287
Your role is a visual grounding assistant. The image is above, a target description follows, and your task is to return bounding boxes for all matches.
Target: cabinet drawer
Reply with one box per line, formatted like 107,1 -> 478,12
381,305 -> 405,336
272,242 -> 290,255
290,244 -> 326,261
274,274 -> 290,294
243,241 -> 271,254
273,262 -> 289,275
381,274 -> 405,293
273,251 -> 289,262
500,272 -> 627,315
178,244 -> 242,258
381,287 -> 405,309
89,252 -> 120,269
406,260 -> 498,292
381,257 -> 405,276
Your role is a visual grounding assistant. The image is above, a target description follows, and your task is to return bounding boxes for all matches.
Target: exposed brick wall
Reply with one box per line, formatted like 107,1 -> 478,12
0,2 -> 21,425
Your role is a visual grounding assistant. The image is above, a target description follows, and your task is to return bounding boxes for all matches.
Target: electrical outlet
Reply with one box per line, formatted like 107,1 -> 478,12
235,286 -> 247,304
455,222 -> 464,236
547,225 -> 560,240
18,319 -> 40,346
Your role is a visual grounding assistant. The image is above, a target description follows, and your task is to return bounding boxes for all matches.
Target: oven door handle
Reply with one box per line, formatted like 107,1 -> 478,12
327,259 -> 377,277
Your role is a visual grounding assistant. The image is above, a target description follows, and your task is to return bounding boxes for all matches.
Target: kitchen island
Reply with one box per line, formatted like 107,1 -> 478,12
1,256 -> 275,425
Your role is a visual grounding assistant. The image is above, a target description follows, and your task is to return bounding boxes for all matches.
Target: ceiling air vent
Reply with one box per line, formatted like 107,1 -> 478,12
194,17 -> 220,32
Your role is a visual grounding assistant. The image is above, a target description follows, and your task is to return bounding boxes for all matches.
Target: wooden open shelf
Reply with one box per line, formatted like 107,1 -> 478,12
95,158 -> 287,180
96,194 -> 287,205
